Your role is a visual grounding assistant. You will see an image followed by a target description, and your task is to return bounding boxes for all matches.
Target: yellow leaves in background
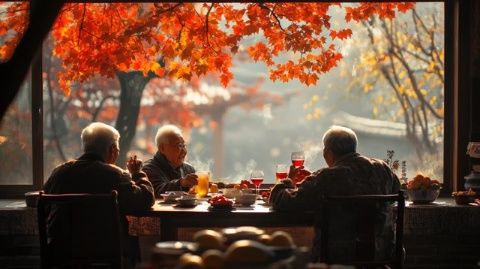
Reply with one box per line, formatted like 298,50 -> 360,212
305,108 -> 322,121
436,107 -> 444,117
0,136 -> 7,145
304,95 -> 322,121
363,83 -> 373,93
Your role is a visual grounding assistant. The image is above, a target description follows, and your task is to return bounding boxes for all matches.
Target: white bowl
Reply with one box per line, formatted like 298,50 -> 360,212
223,188 -> 240,199
161,191 -> 186,203
235,193 -> 257,206
176,197 -> 197,207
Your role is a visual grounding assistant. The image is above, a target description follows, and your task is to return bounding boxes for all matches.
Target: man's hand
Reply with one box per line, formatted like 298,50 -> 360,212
180,173 -> 198,188
127,155 -> 142,174
288,165 -> 311,184
280,178 -> 295,189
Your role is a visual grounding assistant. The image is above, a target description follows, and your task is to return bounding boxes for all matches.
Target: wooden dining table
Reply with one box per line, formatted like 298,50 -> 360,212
130,198 -> 315,241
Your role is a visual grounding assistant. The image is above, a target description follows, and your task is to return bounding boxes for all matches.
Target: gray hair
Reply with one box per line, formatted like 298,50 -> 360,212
322,125 -> 358,156
81,122 -> 120,156
155,124 -> 183,147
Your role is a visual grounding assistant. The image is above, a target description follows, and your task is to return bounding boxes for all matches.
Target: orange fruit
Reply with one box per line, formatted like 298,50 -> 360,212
210,183 -> 219,193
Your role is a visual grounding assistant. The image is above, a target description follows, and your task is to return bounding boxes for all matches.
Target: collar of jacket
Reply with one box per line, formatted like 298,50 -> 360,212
333,152 -> 360,166
78,152 -> 106,162
153,151 -> 182,172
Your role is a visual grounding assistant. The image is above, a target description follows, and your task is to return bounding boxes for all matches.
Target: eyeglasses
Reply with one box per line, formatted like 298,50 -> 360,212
169,143 -> 186,149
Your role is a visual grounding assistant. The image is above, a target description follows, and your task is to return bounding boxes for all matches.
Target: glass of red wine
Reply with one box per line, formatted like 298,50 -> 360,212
291,151 -> 305,168
250,170 -> 264,198
276,164 -> 289,182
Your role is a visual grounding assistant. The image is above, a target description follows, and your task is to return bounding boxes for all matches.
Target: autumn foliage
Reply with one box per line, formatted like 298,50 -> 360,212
1,2 -> 414,94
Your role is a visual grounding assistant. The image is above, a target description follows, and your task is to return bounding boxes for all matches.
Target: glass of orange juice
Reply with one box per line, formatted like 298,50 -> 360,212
196,171 -> 210,198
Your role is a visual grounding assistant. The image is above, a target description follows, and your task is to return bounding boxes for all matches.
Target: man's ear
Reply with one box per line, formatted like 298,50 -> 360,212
158,143 -> 165,153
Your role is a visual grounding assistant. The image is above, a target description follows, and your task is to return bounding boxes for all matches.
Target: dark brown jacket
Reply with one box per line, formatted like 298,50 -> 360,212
270,152 -> 400,262
43,153 -> 155,264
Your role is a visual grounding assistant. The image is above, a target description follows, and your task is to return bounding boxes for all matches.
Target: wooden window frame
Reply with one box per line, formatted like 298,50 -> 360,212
0,0 -> 462,198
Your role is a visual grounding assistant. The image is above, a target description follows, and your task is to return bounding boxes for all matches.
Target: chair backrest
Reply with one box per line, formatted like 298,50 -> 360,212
37,191 -> 123,269
319,190 -> 405,269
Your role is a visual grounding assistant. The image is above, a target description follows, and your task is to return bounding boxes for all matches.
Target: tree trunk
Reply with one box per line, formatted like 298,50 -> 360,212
0,0 -> 64,122
115,71 -> 153,167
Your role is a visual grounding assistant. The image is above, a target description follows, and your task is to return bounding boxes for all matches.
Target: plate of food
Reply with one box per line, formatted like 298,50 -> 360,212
208,194 -> 234,211
452,188 -> 477,205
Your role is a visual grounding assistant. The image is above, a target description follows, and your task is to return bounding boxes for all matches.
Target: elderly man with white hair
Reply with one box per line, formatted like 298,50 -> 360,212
143,124 -> 197,197
43,122 -> 155,268
270,125 -> 400,263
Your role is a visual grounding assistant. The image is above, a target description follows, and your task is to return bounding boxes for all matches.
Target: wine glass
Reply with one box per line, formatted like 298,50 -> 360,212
275,164 -> 289,182
291,151 -> 305,168
250,170 -> 264,198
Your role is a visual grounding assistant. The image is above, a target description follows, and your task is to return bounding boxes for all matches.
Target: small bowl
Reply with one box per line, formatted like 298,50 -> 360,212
25,191 -> 40,208
176,196 -> 197,207
235,193 -> 257,206
407,188 -> 440,204
453,195 -> 472,205
223,188 -> 240,199
161,191 -> 186,203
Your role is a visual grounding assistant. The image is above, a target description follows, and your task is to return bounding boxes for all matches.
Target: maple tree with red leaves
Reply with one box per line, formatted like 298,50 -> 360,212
1,2 -> 415,90
0,2 -> 415,165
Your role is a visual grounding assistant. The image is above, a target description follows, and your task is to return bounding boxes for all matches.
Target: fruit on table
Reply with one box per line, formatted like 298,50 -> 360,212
259,234 -> 272,245
208,194 -> 234,207
261,191 -> 270,200
268,231 -> 295,247
177,253 -> 204,269
193,229 -> 225,250
201,249 -> 224,269
224,239 -> 273,264
452,188 -> 476,197
233,183 -> 249,190
407,174 -> 441,190
240,179 -> 254,188
209,183 -> 219,193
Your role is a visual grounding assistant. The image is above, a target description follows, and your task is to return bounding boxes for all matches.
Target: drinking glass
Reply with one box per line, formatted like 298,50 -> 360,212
250,170 -> 264,198
196,171 -> 210,198
291,151 -> 305,168
276,164 -> 289,182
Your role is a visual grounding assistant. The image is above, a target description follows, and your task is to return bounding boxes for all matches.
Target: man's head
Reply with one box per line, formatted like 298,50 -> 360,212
155,125 -> 187,168
322,125 -> 358,167
81,122 -> 120,164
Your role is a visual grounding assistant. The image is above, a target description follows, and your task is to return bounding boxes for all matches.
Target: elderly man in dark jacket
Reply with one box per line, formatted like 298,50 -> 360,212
270,125 -> 400,263
143,124 -> 197,197
43,122 -> 155,268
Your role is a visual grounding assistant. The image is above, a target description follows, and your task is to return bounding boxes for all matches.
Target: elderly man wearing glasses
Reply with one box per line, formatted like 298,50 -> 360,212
143,124 -> 197,197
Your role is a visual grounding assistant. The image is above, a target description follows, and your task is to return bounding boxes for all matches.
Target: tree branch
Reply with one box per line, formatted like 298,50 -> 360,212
258,3 -> 285,31
46,55 -> 67,162
0,0 -> 64,122
77,3 -> 86,46
92,94 -> 116,122
205,3 -> 214,47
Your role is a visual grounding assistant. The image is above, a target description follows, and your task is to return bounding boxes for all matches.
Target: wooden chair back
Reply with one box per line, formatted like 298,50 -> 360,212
319,191 -> 405,269
37,191 -> 123,269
